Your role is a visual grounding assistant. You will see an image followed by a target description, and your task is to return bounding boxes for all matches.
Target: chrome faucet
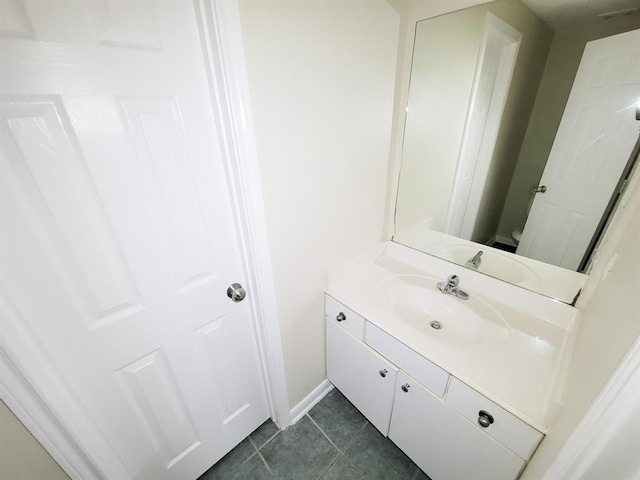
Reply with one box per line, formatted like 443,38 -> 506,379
437,275 -> 469,300
465,250 -> 483,270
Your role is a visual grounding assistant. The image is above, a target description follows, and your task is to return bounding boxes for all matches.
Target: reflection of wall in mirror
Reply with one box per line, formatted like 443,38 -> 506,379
498,15 -> 640,242
395,0 -> 553,240
396,9 -> 482,233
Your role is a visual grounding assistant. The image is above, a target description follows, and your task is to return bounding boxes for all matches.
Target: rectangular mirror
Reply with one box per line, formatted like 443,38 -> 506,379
393,0 -> 640,304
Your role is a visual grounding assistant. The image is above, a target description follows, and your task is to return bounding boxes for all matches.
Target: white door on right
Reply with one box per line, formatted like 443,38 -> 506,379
517,29 -> 640,270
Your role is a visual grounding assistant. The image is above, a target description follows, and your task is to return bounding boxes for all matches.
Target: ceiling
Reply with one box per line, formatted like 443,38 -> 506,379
520,0 -> 640,28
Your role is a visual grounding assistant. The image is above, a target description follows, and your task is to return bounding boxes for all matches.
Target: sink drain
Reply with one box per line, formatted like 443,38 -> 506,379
430,320 -> 442,330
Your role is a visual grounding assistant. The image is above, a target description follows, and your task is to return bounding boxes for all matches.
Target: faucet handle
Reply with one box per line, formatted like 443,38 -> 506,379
447,275 -> 459,286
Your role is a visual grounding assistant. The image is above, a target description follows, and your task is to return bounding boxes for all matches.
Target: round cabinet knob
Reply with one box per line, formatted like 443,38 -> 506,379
401,384 -> 410,393
379,369 -> 388,378
478,410 -> 495,428
336,312 -> 346,322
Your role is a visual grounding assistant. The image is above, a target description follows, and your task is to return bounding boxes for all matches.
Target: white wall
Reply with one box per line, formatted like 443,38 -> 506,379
521,185 -> 640,478
0,401 -> 70,480
238,0 -> 399,407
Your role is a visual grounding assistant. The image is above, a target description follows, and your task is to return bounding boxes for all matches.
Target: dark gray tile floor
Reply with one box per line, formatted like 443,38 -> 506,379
199,388 -> 431,480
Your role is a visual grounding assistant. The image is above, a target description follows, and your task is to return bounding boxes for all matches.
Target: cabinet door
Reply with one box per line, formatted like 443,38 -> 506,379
326,318 -> 397,435
389,373 -> 524,480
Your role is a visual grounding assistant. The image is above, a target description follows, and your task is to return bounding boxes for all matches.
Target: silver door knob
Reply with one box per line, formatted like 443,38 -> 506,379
478,410 -> 494,428
379,369 -> 388,378
336,312 -> 346,322
227,283 -> 246,302
532,185 -> 547,193
401,383 -> 410,393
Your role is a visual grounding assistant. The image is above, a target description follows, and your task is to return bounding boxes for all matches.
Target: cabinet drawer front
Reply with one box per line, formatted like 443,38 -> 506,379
365,323 -> 448,398
325,295 -> 365,340
446,378 -> 543,459
326,318 -> 397,436
390,372 -> 524,480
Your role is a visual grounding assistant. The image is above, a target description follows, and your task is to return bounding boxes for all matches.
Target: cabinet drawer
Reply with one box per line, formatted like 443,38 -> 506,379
365,323 -> 448,398
325,295 -> 365,340
445,378 -> 543,459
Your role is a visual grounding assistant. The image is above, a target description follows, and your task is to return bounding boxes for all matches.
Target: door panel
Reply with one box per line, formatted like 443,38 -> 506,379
326,318 -> 397,436
89,0 -> 162,50
517,29 -> 640,269
118,349 -> 202,467
117,97 -> 220,292
1,98 -> 144,325
0,1 -> 269,479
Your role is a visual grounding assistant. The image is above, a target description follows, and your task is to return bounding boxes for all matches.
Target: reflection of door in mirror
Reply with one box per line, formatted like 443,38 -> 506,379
393,0 -> 640,300
517,29 -> 640,271
446,13 -> 522,240
394,0 -> 554,240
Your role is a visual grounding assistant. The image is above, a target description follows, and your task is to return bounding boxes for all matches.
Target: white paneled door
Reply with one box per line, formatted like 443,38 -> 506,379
0,1 -> 270,479
517,29 -> 640,270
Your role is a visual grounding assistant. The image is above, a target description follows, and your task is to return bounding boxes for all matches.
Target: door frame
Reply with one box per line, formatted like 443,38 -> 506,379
0,1 -> 289,479
540,334 -> 640,479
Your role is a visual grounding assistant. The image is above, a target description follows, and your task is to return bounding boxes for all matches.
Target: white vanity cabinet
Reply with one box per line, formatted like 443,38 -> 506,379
325,299 -> 398,435
390,371 -> 525,480
325,295 -> 543,480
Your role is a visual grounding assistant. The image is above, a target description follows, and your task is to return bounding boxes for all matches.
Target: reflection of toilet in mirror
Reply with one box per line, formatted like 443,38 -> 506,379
512,189 -> 536,245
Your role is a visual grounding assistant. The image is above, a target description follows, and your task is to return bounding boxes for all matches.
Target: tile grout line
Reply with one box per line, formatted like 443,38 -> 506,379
305,413 -> 352,480
307,412 -> 370,480
305,413 -> 344,454
340,420 -> 369,454
314,451 -> 342,480
227,438 -> 261,473
255,449 -> 273,475
306,409 -> 370,457
251,423 -> 281,451
338,421 -> 370,478
250,425 -> 281,475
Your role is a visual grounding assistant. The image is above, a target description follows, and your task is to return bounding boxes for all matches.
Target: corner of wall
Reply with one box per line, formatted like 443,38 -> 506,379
520,171 -> 640,479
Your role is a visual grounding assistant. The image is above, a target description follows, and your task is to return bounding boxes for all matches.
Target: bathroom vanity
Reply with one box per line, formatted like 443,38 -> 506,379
325,242 -> 578,480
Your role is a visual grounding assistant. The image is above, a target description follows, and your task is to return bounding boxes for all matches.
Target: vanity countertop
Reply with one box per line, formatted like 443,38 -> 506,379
326,242 -> 579,432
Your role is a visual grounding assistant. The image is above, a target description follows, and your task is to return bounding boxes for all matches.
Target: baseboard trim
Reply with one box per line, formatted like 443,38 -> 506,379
289,379 -> 334,425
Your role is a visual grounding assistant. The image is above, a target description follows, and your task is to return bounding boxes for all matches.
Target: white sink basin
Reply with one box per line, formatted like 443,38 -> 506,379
381,275 -> 510,347
428,244 -> 539,288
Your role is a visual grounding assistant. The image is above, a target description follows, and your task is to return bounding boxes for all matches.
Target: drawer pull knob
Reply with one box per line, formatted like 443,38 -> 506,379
379,369 -> 388,378
478,410 -> 494,428
336,312 -> 346,322
401,383 -> 410,393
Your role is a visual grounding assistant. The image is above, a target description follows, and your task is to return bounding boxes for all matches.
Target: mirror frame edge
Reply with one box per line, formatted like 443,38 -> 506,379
576,151 -> 640,310
384,0 -> 640,308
